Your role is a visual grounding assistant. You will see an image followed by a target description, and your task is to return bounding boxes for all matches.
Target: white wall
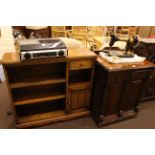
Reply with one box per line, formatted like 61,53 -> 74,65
0,26 -> 15,128
0,26 -> 15,81
0,26 -> 15,53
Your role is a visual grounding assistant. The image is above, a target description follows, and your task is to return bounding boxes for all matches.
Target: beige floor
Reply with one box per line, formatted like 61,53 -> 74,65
36,100 -> 155,129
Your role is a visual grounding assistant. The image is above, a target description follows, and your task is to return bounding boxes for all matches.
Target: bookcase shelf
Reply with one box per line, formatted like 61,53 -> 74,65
10,76 -> 66,89
17,110 -> 66,127
15,93 -> 65,106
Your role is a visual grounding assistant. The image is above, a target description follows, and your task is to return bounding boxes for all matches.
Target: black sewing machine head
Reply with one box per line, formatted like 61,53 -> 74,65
125,35 -> 139,55
109,34 -> 119,47
108,34 -> 139,57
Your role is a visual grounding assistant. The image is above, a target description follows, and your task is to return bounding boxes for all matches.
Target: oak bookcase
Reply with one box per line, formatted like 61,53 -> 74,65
2,49 -> 96,128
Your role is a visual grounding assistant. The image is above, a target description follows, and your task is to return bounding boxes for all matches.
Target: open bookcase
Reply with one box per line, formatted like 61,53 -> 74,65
4,54 -> 96,128
5,61 -> 67,128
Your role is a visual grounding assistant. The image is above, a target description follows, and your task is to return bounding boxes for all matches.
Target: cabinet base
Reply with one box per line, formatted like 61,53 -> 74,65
141,95 -> 155,102
92,111 -> 137,127
16,109 -> 91,128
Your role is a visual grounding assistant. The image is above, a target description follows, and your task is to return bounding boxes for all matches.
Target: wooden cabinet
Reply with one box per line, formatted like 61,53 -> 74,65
92,56 -> 154,127
1,49 -> 96,128
135,39 -> 155,101
67,58 -> 95,113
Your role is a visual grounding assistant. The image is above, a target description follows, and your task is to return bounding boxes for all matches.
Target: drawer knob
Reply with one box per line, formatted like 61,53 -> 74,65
99,115 -> 104,121
135,106 -> 140,112
118,110 -> 123,117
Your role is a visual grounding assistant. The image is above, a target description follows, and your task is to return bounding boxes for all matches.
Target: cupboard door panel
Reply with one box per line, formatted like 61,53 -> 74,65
123,80 -> 143,112
69,88 -> 90,110
103,83 -> 124,116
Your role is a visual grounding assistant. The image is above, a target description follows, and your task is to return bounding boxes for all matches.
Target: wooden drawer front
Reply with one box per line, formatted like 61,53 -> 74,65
109,71 -> 128,84
70,60 -> 93,70
131,70 -> 151,81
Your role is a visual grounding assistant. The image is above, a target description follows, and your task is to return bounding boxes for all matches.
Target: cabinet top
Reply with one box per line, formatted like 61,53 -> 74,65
97,56 -> 155,71
0,48 -> 96,65
67,48 -> 96,60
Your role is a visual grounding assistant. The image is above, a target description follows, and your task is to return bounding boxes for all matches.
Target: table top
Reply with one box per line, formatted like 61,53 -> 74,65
97,56 -> 155,71
0,48 -> 97,65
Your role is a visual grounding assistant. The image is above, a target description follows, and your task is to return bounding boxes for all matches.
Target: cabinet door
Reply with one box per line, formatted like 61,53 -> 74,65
103,83 -> 124,116
141,71 -> 155,101
122,70 -> 152,112
101,71 -> 128,116
122,81 -> 143,112
68,87 -> 90,111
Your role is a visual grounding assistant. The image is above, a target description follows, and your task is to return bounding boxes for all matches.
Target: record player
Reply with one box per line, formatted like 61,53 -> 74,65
18,38 -> 68,60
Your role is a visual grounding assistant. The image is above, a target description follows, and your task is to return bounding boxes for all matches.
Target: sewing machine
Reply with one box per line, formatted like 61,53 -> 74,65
106,34 -> 140,57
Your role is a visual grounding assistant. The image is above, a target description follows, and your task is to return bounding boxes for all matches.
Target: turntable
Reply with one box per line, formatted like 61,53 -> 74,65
18,38 -> 68,60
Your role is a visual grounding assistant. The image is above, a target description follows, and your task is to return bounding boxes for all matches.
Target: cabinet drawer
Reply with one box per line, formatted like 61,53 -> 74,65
70,60 -> 93,70
131,70 -> 151,81
109,71 -> 128,83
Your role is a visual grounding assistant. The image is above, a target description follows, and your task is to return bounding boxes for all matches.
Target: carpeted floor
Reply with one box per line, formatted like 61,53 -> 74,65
37,100 -> 155,129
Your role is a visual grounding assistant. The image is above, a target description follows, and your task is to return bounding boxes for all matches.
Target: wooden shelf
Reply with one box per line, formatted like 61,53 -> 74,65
15,92 -> 65,106
16,108 -> 91,128
10,77 -> 66,89
7,62 -> 66,84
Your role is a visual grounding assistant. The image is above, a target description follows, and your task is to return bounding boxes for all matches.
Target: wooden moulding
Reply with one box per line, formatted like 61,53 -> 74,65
93,111 -> 137,127
68,82 -> 90,89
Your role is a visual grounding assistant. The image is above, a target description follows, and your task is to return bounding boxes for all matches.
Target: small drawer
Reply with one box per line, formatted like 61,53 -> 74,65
131,70 -> 151,81
70,60 -> 93,70
109,71 -> 128,84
